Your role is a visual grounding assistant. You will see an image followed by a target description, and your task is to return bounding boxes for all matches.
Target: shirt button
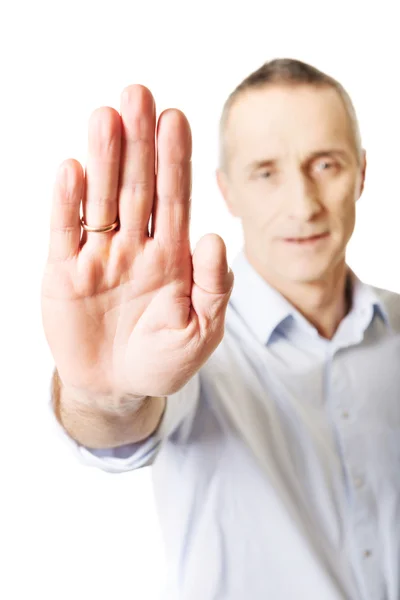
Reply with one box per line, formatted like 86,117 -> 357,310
341,411 -> 349,419
354,477 -> 364,489
363,549 -> 372,558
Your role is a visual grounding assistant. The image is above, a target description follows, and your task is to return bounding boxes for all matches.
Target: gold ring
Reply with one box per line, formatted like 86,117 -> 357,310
80,216 -> 119,233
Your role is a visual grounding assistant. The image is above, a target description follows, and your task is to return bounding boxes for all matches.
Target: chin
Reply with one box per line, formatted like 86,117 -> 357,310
276,260 -> 333,285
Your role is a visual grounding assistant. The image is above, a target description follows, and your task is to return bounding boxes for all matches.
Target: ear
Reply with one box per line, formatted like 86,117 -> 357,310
216,168 -> 239,217
358,149 -> 367,198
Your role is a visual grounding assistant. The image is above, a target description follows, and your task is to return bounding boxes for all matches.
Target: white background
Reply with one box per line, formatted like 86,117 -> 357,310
1,0 -> 399,598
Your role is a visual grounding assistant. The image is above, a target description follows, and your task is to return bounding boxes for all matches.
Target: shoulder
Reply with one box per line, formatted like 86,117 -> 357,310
367,283 -> 400,331
369,283 -> 400,304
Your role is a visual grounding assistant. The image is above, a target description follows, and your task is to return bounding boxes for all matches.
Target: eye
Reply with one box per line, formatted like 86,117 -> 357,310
315,159 -> 335,173
259,170 -> 273,179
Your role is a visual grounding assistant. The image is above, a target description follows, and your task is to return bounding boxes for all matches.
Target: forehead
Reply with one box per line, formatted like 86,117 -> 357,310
225,84 -> 355,165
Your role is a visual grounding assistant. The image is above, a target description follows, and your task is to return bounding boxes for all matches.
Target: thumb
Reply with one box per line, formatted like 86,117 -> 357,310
191,233 -> 234,325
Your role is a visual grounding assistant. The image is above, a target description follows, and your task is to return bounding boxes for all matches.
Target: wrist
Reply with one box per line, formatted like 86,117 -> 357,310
54,368 -> 147,418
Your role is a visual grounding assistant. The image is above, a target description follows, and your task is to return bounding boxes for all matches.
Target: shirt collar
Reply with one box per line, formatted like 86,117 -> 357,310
229,248 -> 390,346
347,268 -> 391,331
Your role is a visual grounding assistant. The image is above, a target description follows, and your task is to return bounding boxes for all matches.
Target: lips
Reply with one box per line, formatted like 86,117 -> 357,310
284,232 -> 330,243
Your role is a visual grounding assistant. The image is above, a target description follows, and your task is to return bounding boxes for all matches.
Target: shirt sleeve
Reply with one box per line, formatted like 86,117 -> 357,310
47,374 -> 200,474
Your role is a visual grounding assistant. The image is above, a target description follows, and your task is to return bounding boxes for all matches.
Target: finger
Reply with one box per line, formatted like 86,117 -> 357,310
152,109 -> 192,245
48,159 -> 84,262
118,85 -> 156,241
82,107 -> 121,246
192,234 -> 234,335
191,233 -> 234,328
192,234 -> 233,295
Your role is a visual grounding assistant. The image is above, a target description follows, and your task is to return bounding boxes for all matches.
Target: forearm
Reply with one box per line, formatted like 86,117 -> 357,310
52,368 -> 167,449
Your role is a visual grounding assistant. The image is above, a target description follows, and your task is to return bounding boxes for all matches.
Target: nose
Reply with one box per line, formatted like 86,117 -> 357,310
286,174 -> 322,221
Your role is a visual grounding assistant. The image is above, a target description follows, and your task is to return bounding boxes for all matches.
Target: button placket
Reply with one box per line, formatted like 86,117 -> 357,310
327,350 -> 380,596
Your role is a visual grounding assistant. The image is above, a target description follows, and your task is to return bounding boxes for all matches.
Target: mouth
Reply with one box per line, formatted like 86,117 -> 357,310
283,232 -> 330,245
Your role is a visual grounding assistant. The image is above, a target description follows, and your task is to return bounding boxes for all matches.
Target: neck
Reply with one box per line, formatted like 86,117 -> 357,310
245,250 -> 351,340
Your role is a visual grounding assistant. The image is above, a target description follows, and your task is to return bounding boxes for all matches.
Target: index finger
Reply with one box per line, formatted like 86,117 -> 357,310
151,109 -> 192,246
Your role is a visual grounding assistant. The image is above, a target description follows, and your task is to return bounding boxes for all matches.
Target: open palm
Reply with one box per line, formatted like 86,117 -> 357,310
41,85 -> 234,404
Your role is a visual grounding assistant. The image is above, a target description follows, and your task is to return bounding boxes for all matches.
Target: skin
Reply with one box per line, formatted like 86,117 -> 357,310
42,85 -> 234,447
216,84 -> 367,340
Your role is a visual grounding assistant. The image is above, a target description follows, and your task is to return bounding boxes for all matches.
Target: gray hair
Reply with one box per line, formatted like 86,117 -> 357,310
218,58 -> 363,172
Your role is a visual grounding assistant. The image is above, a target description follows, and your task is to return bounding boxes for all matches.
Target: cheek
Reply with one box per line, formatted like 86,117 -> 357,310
239,186 -> 282,226
324,177 -> 357,220
327,195 -> 356,239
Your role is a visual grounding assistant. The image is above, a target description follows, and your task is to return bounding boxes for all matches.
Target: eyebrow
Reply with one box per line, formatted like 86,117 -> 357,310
247,149 -> 350,172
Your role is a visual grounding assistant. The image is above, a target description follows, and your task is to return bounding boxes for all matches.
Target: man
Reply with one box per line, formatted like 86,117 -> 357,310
41,58 -> 400,599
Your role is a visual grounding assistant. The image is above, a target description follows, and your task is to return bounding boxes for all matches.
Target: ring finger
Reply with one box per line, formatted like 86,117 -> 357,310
81,107 -> 122,246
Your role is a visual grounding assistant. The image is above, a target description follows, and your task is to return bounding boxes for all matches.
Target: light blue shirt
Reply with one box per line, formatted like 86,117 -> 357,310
52,249 -> 400,600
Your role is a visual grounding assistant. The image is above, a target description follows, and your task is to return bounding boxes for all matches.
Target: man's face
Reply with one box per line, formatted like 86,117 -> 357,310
217,84 -> 366,284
